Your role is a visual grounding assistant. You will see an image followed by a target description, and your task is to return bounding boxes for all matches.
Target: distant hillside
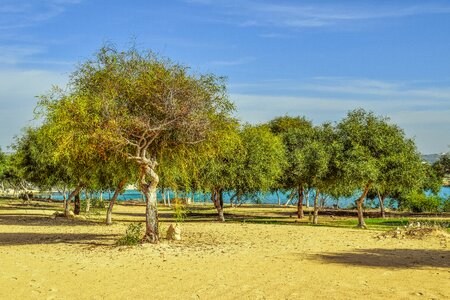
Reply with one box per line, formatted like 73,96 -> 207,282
421,153 -> 447,164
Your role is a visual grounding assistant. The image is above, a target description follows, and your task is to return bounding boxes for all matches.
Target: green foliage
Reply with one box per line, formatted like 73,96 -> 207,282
0,147 -> 6,175
173,198 -> 187,224
198,123 -> 285,204
432,153 -> 450,178
268,117 -> 340,211
441,197 -> 450,213
10,127 -> 72,191
117,223 -> 143,246
336,109 -> 426,201
420,163 -> 443,194
268,116 -> 315,191
235,124 -> 286,196
400,192 -> 443,213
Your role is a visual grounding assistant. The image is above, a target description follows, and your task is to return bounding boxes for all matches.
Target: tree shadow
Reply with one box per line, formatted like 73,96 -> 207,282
0,232 -> 117,246
113,211 -> 173,218
314,248 -> 450,269
0,204 -> 60,211
0,214 -> 101,227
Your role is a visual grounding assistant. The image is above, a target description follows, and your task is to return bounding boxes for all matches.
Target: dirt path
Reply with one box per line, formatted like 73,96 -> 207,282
0,204 -> 449,299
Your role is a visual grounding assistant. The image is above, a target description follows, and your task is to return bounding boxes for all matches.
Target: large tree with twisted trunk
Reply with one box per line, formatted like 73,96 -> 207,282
39,45 -> 234,243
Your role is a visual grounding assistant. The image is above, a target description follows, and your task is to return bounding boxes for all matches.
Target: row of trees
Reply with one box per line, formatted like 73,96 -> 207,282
0,46 -> 446,243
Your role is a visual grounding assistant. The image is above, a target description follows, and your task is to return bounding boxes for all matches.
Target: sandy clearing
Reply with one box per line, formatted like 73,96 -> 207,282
0,203 -> 449,300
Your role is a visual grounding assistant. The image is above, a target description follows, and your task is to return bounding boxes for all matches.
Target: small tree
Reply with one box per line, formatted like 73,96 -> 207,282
228,124 -> 285,209
308,123 -> 338,224
268,116 -> 315,218
336,109 -> 422,228
199,122 -> 242,221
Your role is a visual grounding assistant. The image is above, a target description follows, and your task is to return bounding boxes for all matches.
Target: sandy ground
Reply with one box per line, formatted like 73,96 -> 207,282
0,201 -> 449,300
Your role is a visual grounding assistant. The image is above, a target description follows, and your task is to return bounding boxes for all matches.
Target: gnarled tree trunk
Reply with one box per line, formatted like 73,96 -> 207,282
297,185 -> 304,219
106,178 -> 127,225
312,189 -> 320,224
139,162 -> 160,243
64,184 -> 83,217
356,183 -> 371,228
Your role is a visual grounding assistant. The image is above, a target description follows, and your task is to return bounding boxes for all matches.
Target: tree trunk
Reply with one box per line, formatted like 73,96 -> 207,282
276,191 -> 281,206
312,189 -> 320,224
65,184 -> 83,216
229,193 -> 237,208
377,192 -> 386,218
162,190 -> 167,206
356,184 -> 371,228
305,189 -> 310,208
320,196 -> 326,208
106,178 -> 127,225
236,192 -> 242,207
62,194 -> 67,210
219,191 -> 224,220
85,190 -> 90,213
284,190 -> 296,206
212,189 -> 225,221
297,185 -> 304,219
20,181 -> 30,203
139,163 -> 159,243
74,194 -> 81,215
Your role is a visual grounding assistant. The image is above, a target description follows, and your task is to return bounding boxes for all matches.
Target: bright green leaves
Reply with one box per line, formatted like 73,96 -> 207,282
198,123 -> 285,198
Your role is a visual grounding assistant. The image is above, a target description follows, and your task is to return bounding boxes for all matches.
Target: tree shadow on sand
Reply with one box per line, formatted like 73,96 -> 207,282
0,214 -> 103,227
0,232 -> 117,246
315,248 -> 450,269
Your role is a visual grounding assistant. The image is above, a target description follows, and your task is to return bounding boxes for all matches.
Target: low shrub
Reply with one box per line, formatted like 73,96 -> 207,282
173,198 -> 187,224
401,192 -> 442,213
116,223 -> 143,246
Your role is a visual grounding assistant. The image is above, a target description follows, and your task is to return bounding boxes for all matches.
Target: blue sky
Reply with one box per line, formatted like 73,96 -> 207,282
1,0 -> 449,153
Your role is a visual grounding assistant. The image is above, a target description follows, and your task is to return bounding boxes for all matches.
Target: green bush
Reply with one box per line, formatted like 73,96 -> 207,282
116,223 -> 143,246
442,197 -> 450,213
401,192 -> 442,213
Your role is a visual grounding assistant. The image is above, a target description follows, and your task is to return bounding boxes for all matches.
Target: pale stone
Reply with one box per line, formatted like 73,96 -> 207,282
166,224 -> 181,240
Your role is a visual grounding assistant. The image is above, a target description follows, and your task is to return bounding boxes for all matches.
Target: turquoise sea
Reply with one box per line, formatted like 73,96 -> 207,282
43,186 -> 450,209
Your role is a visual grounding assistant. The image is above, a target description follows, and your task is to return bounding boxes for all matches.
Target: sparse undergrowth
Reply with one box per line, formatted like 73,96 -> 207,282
378,221 -> 450,241
116,223 -> 144,246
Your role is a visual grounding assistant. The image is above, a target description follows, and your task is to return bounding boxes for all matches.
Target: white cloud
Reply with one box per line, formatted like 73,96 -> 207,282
230,77 -> 450,102
0,45 -> 44,65
186,1 -> 450,29
229,76 -> 450,154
